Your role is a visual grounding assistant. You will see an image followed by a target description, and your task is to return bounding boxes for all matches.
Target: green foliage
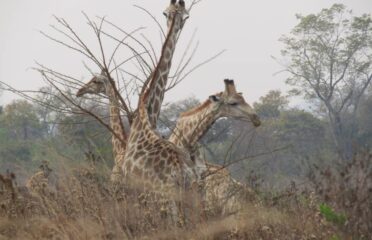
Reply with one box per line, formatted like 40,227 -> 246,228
0,98 -> 113,177
159,97 -> 200,135
329,235 -> 341,240
275,109 -> 325,145
253,90 -> 288,119
319,203 -> 346,225
1,100 -> 46,140
0,140 -> 32,163
58,113 -> 113,162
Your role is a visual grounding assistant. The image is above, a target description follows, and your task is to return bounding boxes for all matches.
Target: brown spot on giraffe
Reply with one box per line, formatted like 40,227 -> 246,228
161,150 -> 168,158
133,166 -> 142,177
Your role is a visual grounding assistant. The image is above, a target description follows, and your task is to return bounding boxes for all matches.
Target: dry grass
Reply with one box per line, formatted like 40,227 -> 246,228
0,158 -> 350,240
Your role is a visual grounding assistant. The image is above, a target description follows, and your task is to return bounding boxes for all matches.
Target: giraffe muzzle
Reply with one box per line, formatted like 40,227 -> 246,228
251,114 -> 261,127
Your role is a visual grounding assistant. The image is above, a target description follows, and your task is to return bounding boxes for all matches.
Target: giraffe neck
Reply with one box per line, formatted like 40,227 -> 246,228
169,99 -> 221,150
106,82 -> 127,160
138,97 -> 160,139
144,15 -> 180,128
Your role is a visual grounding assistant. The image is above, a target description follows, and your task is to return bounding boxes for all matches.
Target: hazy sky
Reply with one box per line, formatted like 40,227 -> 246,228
0,0 -> 371,107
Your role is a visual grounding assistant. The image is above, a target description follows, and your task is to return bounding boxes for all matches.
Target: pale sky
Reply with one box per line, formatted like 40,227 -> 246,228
0,0 -> 371,107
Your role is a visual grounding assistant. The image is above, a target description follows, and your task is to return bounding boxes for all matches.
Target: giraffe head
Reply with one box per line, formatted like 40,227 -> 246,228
76,71 -> 109,97
209,79 -> 261,127
163,0 -> 189,32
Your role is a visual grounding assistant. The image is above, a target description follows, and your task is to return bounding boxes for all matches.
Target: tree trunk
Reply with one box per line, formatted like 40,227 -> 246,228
329,111 -> 353,161
23,125 -> 28,140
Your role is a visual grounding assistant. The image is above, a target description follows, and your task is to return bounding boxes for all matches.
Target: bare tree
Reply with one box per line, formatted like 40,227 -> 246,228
0,1 -> 223,155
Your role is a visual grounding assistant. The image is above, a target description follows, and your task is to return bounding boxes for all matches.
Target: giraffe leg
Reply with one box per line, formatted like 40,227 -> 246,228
110,164 -> 123,184
156,184 -> 186,228
197,179 -> 207,223
156,192 -> 182,228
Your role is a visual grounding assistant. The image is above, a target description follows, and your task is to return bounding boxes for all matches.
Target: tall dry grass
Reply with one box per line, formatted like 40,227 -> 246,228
0,153 -> 352,239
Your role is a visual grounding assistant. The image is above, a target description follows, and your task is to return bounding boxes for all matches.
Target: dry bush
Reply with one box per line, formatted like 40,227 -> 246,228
309,150 -> 372,238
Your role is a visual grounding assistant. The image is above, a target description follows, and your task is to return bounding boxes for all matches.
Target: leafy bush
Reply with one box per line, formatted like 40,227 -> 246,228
319,203 -> 346,225
329,235 -> 341,240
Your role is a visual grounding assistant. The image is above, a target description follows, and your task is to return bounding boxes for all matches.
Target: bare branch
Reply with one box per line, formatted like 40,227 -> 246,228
167,49 -> 226,91
133,5 -> 166,38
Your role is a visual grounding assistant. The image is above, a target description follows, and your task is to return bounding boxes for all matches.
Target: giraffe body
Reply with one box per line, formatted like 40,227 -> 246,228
26,161 -> 53,196
123,103 -> 196,193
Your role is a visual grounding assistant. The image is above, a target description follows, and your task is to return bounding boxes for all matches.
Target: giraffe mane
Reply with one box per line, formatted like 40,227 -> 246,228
180,99 -> 212,117
139,92 -> 152,123
180,92 -> 224,117
179,94 -> 218,117
179,100 -> 212,117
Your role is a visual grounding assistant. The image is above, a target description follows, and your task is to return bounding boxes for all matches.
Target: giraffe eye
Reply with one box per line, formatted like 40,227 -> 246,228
229,102 -> 238,106
93,80 -> 103,84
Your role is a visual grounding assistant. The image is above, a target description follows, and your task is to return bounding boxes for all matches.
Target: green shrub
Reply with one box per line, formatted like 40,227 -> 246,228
329,235 -> 340,240
319,203 -> 346,225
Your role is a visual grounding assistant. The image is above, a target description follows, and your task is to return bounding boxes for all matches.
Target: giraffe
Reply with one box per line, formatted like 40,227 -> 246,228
26,161 -> 53,194
169,79 -> 260,172
76,0 -> 188,183
0,171 -> 17,201
76,71 -> 127,183
144,0 -> 189,128
121,0 -> 203,222
168,79 -> 260,214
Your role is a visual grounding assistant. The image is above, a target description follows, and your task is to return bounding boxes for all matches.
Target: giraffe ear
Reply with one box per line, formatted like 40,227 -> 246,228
209,95 -> 220,102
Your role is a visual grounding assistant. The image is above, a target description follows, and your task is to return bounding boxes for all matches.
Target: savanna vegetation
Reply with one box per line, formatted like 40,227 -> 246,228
0,3 -> 371,240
